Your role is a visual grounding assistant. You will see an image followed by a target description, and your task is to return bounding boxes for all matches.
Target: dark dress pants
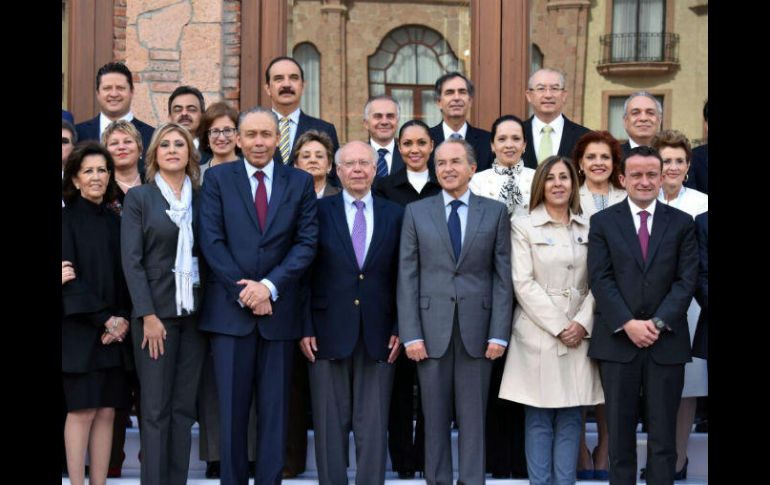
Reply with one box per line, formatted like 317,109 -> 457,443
284,346 -> 310,475
387,351 -> 425,474
485,353 -> 528,478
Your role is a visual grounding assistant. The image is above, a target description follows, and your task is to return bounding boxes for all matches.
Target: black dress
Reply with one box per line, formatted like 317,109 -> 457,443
62,195 -> 131,411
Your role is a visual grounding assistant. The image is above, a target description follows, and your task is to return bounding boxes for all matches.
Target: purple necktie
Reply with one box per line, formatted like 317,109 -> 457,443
352,200 -> 366,268
254,171 -> 267,231
638,210 -> 650,261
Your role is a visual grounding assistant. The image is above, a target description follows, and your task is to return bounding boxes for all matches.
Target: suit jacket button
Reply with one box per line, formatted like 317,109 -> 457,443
567,264 -> 574,270
359,274 -> 364,280
354,299 -> 360,306
450,297 -> 455,302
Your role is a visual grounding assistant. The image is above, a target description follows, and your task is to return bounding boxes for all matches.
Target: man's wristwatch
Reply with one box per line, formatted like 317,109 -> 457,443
651,317 -> 671,332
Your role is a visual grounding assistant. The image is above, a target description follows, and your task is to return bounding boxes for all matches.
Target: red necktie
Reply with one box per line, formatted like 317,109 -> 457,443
254,171 -> 267,231
638,210 -> 650,261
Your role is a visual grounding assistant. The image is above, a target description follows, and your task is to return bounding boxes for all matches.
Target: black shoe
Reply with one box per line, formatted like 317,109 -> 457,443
639,467 -> 646,480
205,461 -> 220,479
249,461 -> 256,478
674,457 -> 688,481
397,470 -> 416,479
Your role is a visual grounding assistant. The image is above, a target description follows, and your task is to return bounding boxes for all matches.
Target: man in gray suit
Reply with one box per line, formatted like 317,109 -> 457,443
397,138 -> 513,485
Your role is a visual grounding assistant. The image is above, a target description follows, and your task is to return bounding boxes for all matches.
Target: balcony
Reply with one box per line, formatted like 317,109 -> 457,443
597,32 -> 680,76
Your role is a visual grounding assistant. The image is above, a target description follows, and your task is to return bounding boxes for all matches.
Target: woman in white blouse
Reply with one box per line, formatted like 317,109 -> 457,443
644,129 -> 708,481
469,115 -> 535,218
571,130 -> 626,479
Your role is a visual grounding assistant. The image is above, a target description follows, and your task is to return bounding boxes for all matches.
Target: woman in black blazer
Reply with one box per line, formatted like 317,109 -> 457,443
62,142 -> 131,485
121,123 -> 206,485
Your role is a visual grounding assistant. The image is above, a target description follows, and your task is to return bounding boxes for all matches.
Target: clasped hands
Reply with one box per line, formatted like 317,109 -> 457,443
237,279 -> 273,316
102,316 -> 129,345
558,321 -> 587,348
623,319 -> 660,348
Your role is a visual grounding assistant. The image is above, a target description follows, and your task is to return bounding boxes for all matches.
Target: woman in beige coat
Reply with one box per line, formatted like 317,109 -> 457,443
499,156 -> 603,485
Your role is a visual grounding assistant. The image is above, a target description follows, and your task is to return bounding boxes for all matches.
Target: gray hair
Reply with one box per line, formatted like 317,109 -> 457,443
527,68 -> 566,90
238,106 -> 279,133
363,94 -> 401,121
434,138 -> 477,166
334,140 -> 378,166
623,91 -> 663,119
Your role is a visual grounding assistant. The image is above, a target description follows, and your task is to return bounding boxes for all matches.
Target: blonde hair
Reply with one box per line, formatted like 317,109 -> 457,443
101,119 -> 143,155
144,122 -> 201,188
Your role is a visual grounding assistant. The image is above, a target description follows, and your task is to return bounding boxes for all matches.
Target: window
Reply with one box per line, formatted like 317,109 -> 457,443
531,44 -> 543,76
607,93 -> 664,141
293,43 -> 321,118
368,25 -> 461,126
611,0 -> 666,62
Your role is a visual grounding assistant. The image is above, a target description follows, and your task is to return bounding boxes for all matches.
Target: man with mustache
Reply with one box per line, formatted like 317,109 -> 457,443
521,68 -> 590,169
265,56 -> 339,167
429,72 -> 494,172
621,92 -> 663,155
168,85 -> 206,159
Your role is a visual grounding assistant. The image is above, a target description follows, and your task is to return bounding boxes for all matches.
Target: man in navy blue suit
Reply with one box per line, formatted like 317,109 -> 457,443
75,62 -> 154,173
300,140 -> 403,485
265,56 -> 339,167
198,107 -> 318,485
588,146 -> 698,485
363,95 -> 405,177
428,72 -> 494,172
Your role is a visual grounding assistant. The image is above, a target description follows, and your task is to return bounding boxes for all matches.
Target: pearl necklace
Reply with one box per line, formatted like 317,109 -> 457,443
116,173 -> 141,190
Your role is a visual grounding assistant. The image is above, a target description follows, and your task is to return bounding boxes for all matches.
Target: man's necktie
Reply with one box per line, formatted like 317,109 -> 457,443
448,200 -> 463,261
279,117 -> 291,163
376,148 -> 389,178
254,171 -> 268,231
638,210 -> 650,262
449,132 -> 463,140
537,125 -> 554,164
351,200 -> 367,268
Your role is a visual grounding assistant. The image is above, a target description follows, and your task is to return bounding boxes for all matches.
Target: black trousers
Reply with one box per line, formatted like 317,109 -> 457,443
485,353 -> 528,477
387,351 -> 425,473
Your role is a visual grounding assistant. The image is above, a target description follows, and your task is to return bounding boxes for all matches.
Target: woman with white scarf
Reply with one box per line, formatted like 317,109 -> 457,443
121,122 -> 206,485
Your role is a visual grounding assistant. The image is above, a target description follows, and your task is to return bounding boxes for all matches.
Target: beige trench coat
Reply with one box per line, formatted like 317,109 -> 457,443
499,204 -> 604,408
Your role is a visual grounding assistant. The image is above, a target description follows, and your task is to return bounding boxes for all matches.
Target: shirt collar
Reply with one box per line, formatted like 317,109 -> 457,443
370,138 -> 395,154
529,202 -> 587,227
442,121 -> 468,140
627,197 -> 656,217
442,187 -> 471,207
342,189 -> 373,208
244,159 -> 275,180
272,107 -> 301,124
628,138 -> 641,149
532,114 -> 564,136
99,111 -> 134,136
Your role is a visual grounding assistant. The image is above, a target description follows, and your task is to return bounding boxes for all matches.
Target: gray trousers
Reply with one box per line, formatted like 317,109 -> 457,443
417,318 -> 493,485
308,340 -> 395,485
132,315 -> 206,485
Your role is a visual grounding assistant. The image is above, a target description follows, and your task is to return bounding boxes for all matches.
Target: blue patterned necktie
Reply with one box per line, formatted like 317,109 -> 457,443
376,148 -> 389,178
449,132 -> 463,140
448,199 -> 463,261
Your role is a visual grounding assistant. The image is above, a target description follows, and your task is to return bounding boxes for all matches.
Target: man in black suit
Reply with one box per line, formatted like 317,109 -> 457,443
75,62 -> 155,173
428,72 -> 493,172
521,68 -> 590,169
364,95 -> 404,177
620,92 -> 662,155
588,146 -> 698,485
685,100 -> 708,194
266,56 -> 339,167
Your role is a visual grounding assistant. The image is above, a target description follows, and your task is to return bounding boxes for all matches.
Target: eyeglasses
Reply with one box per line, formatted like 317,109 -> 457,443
62,137 -> 72,145
208,127 -> 236,139
339,160 -> 374,169
529,86 -> 564,94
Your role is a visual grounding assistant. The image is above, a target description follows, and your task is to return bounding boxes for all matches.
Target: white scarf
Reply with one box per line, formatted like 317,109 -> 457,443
154,173 -> 195,315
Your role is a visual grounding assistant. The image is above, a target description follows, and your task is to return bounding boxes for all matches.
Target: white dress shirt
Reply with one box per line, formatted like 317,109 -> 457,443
531,114 -> 565,158
442,121 -> 468,140
99,111 -> 135,140
627,197 -> 657,235
370,139 -> 396,174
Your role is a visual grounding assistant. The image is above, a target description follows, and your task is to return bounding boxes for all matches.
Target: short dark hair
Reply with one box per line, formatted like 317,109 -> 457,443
96,62 -> 134,91
62,120 -> 77,144
434,71 -> 474,98
199,101 -> 240,154
62,141 -> 119,205
572,130 -> 623,189
265,56 -> 305,84
168,85 -> 205,115
398,119 -> 431,141
490,114 -> 525,141
703,99 -> 708,122
620,145 -> 663,174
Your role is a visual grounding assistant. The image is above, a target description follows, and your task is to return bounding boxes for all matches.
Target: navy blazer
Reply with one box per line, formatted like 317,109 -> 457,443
197,160 -> 318,340
429,122 -> 493,172
305,193 -> 404,360
521,115 -> 590,169
684,144 -> 708,194
587,199 -> 698,365
273,111 -> 340,166
692,212 -> 708,359
76,115 -> 155,173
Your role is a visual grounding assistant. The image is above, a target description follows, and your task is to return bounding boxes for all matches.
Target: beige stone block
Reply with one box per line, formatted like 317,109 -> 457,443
137,2 -> 192,50
126,26 -> 150,73
151,92 -> 172,126
180,24 -> 222,92
132,82 -> 157,125
192,0 -> 222,22
127,0 -> 178,24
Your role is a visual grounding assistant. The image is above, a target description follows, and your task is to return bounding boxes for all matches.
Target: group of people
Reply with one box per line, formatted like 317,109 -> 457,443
61,57 -> 708,485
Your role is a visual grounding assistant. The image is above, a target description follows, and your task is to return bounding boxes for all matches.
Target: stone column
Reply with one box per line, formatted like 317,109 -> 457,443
320,0 -> 348,142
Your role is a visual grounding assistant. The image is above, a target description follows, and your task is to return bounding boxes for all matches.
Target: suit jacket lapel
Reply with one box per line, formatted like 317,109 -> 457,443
391,149 -> 405,175
234,161 -> 262,232
645,204 -> 670,270
264,163 -> 288,233
429,195 -> 457,262
614,201 -> 645,271
456,192 -> 483,267
559,118 -> 574,156
363,197 -> 386,269
329,194 -> 360,268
